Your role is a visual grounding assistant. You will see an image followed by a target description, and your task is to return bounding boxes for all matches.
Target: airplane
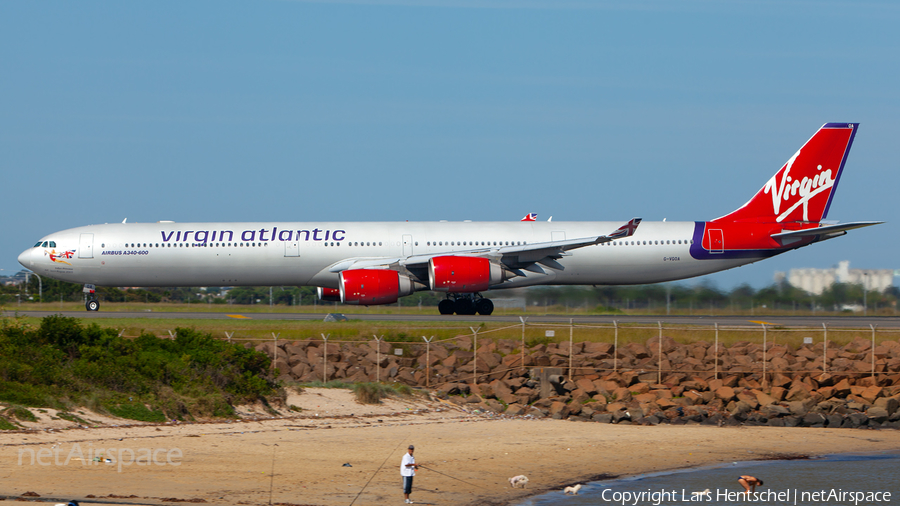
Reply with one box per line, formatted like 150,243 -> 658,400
18,123 -> 881,315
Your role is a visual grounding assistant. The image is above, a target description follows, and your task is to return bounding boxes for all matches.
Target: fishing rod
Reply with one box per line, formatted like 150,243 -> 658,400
418,465 -> 488,490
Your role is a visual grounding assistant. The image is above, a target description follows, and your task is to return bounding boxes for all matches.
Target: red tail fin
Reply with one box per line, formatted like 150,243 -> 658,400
715,123 -> 858,224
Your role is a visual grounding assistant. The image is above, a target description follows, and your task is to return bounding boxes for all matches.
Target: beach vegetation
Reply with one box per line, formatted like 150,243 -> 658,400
56,412 -> 91,425
350,382 -> 413,404
3,405 -> 37,422
0,314 -> 280,422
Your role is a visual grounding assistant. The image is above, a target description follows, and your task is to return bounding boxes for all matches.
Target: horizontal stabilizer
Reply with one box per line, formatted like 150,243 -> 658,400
770,221 -> 883,239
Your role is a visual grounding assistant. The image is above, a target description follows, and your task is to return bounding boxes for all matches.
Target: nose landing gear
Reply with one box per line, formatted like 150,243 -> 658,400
83,284 -> 99,311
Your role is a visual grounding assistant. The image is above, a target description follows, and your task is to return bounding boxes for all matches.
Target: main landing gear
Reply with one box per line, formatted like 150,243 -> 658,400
438,293 -> 494,316
84,284 -> 99,312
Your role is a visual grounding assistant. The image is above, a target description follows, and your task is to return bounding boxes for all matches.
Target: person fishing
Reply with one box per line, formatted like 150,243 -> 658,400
401,445 -> 420,504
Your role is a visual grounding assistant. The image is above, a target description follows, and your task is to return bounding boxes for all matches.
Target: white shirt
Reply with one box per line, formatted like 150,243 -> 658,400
401,452 -> 416,477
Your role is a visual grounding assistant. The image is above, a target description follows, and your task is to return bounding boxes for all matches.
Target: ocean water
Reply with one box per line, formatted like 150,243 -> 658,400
518,452 -> 900,506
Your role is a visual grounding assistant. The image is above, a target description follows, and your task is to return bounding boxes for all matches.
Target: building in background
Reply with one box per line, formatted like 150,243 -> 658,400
774,261 -> 895,295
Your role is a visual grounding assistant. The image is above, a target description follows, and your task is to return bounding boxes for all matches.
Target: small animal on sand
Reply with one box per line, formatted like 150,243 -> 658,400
509,475 -> 529,488
564,484 -> 582,495
691,489 -> 711,498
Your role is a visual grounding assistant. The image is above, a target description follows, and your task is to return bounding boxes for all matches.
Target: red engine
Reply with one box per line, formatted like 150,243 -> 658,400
428,256 -> 502,293
339,269 -> 415,305
317,287 -> 341,302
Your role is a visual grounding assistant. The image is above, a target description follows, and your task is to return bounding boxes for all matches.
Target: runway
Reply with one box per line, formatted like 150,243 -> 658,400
4,310 -> 899,328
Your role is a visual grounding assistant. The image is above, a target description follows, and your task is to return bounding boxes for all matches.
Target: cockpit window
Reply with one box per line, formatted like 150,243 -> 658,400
34,242 -> 42,247
49,241 -> 56,247
42,241 -> 49,247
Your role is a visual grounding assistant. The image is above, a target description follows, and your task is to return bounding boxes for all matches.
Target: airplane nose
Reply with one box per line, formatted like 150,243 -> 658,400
18,248 -> 33,268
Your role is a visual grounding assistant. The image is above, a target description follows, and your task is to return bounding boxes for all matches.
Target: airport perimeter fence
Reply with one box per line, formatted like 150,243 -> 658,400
160,321 -> 900,388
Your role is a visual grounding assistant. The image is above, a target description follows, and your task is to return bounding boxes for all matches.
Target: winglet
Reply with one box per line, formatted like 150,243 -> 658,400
607,218 -> 642,240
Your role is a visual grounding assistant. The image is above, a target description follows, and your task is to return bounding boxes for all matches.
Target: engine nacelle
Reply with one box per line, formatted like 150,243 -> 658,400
428,256 -> 502,293
317,287 -> 341,302
339,269 -> 415,305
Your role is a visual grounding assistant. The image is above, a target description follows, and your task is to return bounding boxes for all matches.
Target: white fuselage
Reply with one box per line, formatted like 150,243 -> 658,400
19,220 -> 756,290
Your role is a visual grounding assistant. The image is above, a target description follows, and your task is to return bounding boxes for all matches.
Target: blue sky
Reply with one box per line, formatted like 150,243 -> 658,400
2,1 -> 897,289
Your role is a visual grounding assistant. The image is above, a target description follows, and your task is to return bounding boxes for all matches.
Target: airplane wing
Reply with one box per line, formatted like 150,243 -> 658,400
326,218 -> 642,276
770,221 -> 883,240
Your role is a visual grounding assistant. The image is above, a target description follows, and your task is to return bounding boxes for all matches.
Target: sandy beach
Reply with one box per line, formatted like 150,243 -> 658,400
3,388 -> 900,506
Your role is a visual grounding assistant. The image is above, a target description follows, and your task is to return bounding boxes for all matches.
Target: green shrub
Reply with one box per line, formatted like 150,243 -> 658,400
3,405 -> 36,422
0,316 -> 279,421
0,416 -> 19,430
106,403 -> 166,423
352,383 -> 386,404
56,412 -> 90,425
350,382 -> 413,404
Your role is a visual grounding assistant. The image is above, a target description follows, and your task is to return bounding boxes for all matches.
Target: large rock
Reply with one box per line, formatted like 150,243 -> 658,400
802,413 -> 826,427
785,386 -> 811,402
571,389 -> 592,405
874,396 -> 900,415
683,390 -> 703,405
715,386 -> 736,402
770,373 -> 792,389
656,398 -> 677,410
761,404 -> 790,418
756,392 -> 778,407
290,363 -> 311,379
734,392 -> 758,410
575,378 -> 598,395
505,403 -> 526,416
629,382 -> 651,395
867,406 -> 890,424
860,385 -> 884,403
786,401 -> 810,417
728,401 -> 752,418
549,401 -> 570,419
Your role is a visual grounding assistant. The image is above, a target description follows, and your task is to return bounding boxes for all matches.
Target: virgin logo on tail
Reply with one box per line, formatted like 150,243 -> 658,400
714,123 -> 856,224
764,152 -> 835,222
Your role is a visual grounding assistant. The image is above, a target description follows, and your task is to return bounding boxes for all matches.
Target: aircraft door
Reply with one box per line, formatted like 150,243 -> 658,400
284,240 -> 300,257
707,229 -> 724,254
402,235 -> 413,256
78,234 -> 94,259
